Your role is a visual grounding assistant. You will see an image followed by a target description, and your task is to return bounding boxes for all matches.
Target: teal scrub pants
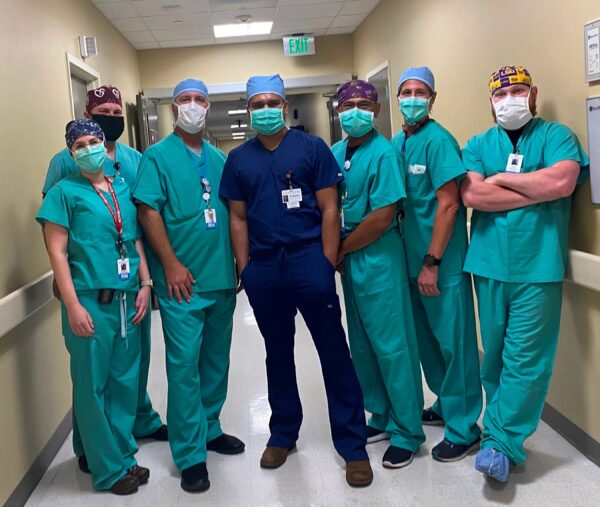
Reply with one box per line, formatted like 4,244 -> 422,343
62,291 -> 140,491
341,229 -> 425,452
158,289 -> 236,470
409,274 -> 482,445
474,276 -> 563,465
71,312 -> 162,457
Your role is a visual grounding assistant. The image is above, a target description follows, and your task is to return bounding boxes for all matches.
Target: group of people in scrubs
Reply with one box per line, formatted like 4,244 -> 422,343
36,63 -> 588,495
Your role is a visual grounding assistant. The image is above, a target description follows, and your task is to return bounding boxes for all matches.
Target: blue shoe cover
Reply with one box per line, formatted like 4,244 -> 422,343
475,448 -> 511,482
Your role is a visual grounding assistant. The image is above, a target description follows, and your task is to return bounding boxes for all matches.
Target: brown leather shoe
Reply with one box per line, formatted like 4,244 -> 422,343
128,465 -> 150,485
110,473 -> 139,495
260,445 -> 296,469
346,460 -> 373,488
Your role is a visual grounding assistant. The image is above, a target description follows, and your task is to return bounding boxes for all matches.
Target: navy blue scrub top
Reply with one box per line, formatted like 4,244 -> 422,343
220,128 -> 343,255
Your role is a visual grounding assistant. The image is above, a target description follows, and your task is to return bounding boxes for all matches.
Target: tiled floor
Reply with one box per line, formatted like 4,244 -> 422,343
26,287 -> 600,506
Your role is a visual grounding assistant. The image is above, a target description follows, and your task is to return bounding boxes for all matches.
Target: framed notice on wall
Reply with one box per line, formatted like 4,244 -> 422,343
587,96 -> 600,204
585,20 -> 600,82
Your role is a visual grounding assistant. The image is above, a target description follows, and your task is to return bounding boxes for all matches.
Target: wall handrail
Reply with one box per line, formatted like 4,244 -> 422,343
566,249 -> 600,292
0,271 -> 54,340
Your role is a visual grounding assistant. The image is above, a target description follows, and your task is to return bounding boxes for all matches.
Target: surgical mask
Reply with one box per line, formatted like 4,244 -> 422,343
175,102 -> 208,134
250,107 -> 286,135
339,108 -> 374,137
73,144 -> 107,173
493,93 -> 533,130
399,97 -> 430,125
92,114 -> 124,142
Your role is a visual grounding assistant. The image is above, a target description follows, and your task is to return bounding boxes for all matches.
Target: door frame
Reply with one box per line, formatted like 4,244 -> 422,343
66,52 -> 101,119
366,60 -> 394,136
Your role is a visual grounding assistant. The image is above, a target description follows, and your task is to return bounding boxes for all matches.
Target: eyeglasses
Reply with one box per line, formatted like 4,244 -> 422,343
248,100 -> 284,111
338,100 -> 375,112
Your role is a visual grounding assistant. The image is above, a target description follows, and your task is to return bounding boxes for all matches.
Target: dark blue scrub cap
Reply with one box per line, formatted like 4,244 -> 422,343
65,119 -> 104,149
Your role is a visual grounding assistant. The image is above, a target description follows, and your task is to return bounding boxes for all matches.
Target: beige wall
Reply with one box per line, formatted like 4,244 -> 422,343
218,138 -> 244,155
354,0 -> 600,441
138,35 -> 354,89
0,0 -> 141,502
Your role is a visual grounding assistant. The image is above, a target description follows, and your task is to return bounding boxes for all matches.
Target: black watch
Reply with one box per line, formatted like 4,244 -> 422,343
423,253 -> 441,267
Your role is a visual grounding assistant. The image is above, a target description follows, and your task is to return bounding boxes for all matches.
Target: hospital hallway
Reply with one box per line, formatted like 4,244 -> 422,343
25,286 -> 600,507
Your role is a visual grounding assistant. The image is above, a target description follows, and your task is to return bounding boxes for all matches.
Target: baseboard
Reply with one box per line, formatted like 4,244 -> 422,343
542,403 -> 600,467
4,409 -> 72,507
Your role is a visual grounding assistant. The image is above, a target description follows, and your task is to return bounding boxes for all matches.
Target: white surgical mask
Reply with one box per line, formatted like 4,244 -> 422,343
175,102 -> 208,134
493,93 -> 532,130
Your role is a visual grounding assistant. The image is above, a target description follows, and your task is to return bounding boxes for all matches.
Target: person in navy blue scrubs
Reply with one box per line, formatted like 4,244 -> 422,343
219,74 -> 372,488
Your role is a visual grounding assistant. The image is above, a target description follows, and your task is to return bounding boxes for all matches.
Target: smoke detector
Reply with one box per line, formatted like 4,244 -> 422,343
235,14 -> 252,23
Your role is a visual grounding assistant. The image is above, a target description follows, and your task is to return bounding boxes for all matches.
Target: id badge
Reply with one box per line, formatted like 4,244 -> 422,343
117,257 -> 130,280
282,188 -> 302,209
506,153 -> 523,173
204,208 -> 217,229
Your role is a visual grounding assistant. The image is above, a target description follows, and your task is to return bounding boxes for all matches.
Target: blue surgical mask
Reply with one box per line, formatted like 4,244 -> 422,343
339,108 -> 375,137
250,107 -> 286,135
399,97 -> 430,125
73,144 -> 107,173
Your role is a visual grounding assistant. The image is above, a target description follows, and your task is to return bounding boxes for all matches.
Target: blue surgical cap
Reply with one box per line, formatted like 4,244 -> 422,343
398,67 -> 435,93
246,74 -> 286,103
65,119 -> 104,149
173,78 -> 209,101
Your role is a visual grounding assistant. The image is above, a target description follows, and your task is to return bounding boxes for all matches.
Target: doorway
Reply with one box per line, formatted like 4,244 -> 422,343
66,53 -> 100,120
367,61 -> 393,139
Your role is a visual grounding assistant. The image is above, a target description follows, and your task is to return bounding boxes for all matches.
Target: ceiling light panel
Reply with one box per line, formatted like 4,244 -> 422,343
214,22 -> 272,38
228,109 -> 247,115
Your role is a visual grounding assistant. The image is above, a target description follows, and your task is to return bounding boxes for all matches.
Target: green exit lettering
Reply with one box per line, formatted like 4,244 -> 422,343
289,37 -> 309,55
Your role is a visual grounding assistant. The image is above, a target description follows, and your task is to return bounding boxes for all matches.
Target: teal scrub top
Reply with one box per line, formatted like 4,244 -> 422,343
391,120 -> 469,280
42,142 -> 141,194
331,130 -> 406,234
132,133 -> 236,296
462,118 -> 590,283
36,174 -> 141,292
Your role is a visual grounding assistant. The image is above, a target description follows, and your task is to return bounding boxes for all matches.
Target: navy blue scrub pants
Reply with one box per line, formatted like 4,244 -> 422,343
241,241 -> 368,462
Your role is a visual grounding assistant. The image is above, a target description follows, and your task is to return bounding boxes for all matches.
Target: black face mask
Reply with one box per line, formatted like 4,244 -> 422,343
92,114 -> 125,142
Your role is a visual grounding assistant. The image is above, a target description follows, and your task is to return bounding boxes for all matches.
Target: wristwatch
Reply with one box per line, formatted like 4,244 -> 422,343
140,279 -> 153,288
422,254 -> 441,267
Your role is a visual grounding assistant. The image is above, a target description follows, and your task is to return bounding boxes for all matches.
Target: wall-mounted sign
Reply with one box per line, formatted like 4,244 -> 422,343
283,36 -> 315,57
584,20 -> 600,82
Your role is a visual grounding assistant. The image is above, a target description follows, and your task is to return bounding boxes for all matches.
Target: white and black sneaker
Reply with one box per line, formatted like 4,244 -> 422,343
382,446 -> 414,469
431,437 -> 481,462
366,426 -> 390,444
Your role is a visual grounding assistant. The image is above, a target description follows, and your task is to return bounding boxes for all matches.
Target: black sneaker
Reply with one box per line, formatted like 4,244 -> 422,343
366,426 -> 390,444
206,434 -> 245,455
181,462 -> 210,493
422,407 -> 444,426
432,437 -> 481,463
78,456 -> 90,474
137,424 -> 168,441
382,446 -> 414,469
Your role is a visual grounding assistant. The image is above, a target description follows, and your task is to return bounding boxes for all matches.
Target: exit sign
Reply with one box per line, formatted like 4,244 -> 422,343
283,36 -> 315,57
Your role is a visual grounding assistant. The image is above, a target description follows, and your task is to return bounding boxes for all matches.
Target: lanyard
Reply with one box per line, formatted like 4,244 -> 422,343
181,139 -> 213,209
91,178 -> 126,257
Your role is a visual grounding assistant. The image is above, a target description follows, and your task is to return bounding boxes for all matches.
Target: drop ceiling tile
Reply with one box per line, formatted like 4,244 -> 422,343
153,26 -> 212,41
142,12 -> 211,30
111,17 -> 148,31
159,38 -> 215,48
277,0 -> 342,4
92,0 -> 127,4
124,30 -> 156,43
94,1 -> 138,19
135,41 -> 161,49
326,26 -> 356,35
276,3 -> 342,20
209,0 -> 277,12
209,7 -> 276,25
273,17 -> 334,33
338,0 -> 380,16
132,0 -> 209,17
329,13 -> 367,28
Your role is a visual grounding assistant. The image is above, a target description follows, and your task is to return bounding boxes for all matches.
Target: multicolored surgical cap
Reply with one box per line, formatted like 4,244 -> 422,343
336,80 -> 378,103
65,119 -> 104,149
86,85 -> 122,113
488,66 -> 532,94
